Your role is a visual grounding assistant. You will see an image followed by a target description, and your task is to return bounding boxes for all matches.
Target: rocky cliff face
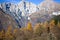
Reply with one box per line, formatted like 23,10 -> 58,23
38,0 -> 60,12
0,8 -> 18,31
29,0 -> 60,25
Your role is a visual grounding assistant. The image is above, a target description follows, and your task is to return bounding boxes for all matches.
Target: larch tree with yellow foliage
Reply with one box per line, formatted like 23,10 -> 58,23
0,30 -> 5,40
27,21 -> 33,31
43,21 -> 49,28
34,23 -> 44,36
49,20 -> 55,28
5,25 -> 14,40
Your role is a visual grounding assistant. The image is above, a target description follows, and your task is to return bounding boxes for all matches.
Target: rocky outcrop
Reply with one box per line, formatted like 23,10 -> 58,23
0,8 -> 18,31
38,0 -> 60,12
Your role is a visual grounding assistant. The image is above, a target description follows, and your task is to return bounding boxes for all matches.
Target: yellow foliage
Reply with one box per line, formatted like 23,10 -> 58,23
13,29 -> 18,34
34,23 -> 44,36
43,21 -> 48,28
20,27 -> 27,31
0,30 -> 5,39
5,30 -> 14,40
7,25 -> 12,31
27,21 -> 33,31
0,19 -> 59,40
49,20 -> 55,28
5,25 -> 13,39
34,23 -> 41,29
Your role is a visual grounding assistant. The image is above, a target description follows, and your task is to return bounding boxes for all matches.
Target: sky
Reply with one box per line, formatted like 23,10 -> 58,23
0,0 -> 60,4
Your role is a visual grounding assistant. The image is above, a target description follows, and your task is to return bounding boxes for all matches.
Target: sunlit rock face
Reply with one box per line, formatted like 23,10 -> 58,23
0,1 -> 38,27
0,8 -> 18,31
16,1 -> 37,27
29,0 -> 60,26
38,0 -> 60,12
0,4 -> 2,9
18,1 -> 37,15
30,12 -> 53,26
0,0 -> 60,27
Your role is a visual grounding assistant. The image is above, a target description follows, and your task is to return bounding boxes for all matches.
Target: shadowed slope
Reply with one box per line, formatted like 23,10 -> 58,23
0,8 -> 18,31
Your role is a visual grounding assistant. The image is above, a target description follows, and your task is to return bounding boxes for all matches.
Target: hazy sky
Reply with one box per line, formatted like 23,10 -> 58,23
0,0 -> 60,4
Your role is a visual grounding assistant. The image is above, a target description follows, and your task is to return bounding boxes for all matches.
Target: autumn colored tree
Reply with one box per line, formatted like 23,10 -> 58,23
27,21 -> 33,31
49,20 -> 55,28
14,28 -> 20,34
5,25 -> 14,40
13,28 -> 23,40
34,23 -> 44,36
43,21 -> 49,28
0,30 -> 5,40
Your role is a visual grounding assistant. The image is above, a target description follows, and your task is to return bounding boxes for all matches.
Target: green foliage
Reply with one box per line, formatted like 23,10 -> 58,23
53,15 -> 60,25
